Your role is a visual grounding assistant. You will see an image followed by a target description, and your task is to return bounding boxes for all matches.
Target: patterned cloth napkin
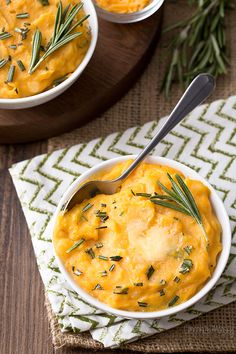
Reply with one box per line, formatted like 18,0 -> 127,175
10,96 -> 236,348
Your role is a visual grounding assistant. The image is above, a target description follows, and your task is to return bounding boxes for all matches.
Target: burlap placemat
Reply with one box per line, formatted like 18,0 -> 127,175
46,0 -> 236,351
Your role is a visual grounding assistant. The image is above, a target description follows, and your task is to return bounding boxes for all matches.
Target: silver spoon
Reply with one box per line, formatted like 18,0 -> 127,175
63,73 -> 215,212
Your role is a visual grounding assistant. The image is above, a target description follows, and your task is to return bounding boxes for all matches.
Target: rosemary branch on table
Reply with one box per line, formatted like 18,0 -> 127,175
29,1 -> 89,74
161,0 -> 235,97
147,173 -> 208,242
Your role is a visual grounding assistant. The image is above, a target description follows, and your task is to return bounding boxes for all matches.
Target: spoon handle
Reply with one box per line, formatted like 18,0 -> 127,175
118,73 -> 215,181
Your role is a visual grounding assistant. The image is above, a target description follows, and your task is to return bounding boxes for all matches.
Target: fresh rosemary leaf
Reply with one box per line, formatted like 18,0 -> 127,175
138,301 -> 148,307
29,29 -> 42,73
16,13 -> 29,19
134,282 -> 143,287
17,60 -> 26,71
146,265 -> 155,280
184,245 -> 193,255
96,226 -> 108,230
85,248 -> 95,259
109,264 -> 115,272
9,44 -> 17,49
0,58 -> 8,69
110,256 -> 123,261
82,203 -> 93,212
66,238 -> 85,253
98,255 -> 108,261
179,259 -> 193,274
0,32 -> 12,40
135,193 -> 152,197
168,295 -> 180,307
93,283 -> 103,290
6,65 -> 15,82
113,287 -> 129,295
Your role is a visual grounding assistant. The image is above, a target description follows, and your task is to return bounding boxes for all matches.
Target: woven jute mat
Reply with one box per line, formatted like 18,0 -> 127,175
47,0 -> 236,351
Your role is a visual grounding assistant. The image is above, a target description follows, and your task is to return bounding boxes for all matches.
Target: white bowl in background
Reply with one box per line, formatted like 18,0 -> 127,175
93,0 -> 165,23
52,155 -> 231,320
0,0 -> 98,110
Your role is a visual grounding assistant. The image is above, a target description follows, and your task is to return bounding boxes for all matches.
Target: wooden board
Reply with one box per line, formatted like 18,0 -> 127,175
0,9 -> 163,144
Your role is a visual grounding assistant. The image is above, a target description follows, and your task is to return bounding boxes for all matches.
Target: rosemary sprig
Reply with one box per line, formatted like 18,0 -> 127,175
161,0 -> 234,96
29,1 -> 89,74
151,173 -> 208,242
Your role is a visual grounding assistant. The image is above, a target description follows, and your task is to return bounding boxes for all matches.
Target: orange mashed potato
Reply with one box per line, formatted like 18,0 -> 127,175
96,0 -> 151,13
0,0 -> 90,98
53,161 -> 222,312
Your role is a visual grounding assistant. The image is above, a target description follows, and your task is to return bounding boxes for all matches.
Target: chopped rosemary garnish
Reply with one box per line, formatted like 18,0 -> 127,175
152,173 -> 208,242
159,289 -> 165,296
93,283 -> 103,290
160,279 -> 166,285
96,226 -> 108,230
179,259 -> 193,274
85,248 -> 95,259
184,245 -> 193,255
113,286 -> 129,295
99,270 -> 107,277
38,0 -> 49,5
17,60 -> 26,71
135,193 -> 152,197
95,242 -> 103,248
110,256 -> 123,262
0,58 -> 8,69
131,189 -> 135,196
101,203 -> 107,207
16,13 -> 29,19
66,238 -> 85,253
72,266 -> 83,276
53,76 -> 67,86
146,265 -> 155,280
109,264 -> 115,272
138,301 -> 148,307
14,27 -> 29,40
82,203 -> 93,212
98,255 -> 108,261
6,65 -> 15,82
95,210 -> 109,222
134,282 -> 143,287
29,1 -> 89,73
168,295 -> 180,307
0,32 -> 12,40
9,44 -> 17,49
81,215 -> 88,222
174,276 -> 181,283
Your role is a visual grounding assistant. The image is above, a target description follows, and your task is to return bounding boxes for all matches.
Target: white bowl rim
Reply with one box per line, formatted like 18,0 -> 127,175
0,0 -> 98,105
52,155 -> 231,320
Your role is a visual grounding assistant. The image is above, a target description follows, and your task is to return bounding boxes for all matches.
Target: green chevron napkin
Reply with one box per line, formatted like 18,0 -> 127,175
10,96 -> 236,348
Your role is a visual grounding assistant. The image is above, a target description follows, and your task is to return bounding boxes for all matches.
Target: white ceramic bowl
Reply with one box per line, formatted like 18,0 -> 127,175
0,0 -> 98,110
52,155 -> 231,319
93,0 -> 165,23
